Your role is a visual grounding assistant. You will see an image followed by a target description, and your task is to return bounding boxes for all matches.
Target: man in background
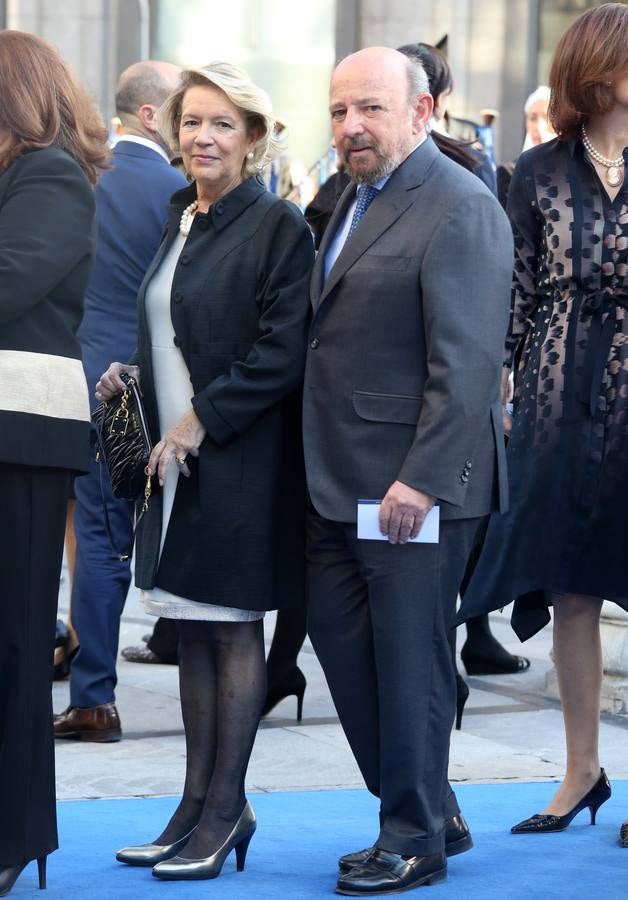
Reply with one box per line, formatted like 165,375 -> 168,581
54,60 -> 185,742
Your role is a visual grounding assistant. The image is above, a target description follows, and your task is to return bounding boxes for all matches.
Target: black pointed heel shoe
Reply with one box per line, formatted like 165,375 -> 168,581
511,768 -> 611,834
152,801 -> 256,880
53,621 -> 80,681
620,820 -> 628,848
455,674 -> 469,731
261,667 -> 306,721
0,856 -> 46,896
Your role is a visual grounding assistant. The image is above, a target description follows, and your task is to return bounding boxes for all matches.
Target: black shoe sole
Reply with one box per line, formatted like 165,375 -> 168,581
336,867 -> 447,895
445,833 -> 473,857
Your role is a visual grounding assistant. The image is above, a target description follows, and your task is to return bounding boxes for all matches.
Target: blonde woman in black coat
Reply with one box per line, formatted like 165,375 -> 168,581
0,31 -> 108,897
98,62 -> 313,881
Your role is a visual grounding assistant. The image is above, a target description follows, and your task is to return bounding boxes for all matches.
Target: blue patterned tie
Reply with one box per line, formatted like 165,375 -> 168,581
347,185 -> 379,238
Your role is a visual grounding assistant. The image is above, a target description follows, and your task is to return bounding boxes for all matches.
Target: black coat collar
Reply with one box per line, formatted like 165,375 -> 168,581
169,174 -> 267,233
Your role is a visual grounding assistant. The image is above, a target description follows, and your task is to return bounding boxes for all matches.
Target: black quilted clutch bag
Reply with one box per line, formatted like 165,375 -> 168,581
92,373 -> 152,506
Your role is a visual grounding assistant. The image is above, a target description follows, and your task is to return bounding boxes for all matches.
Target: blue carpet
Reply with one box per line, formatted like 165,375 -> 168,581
11,782 -> 628,899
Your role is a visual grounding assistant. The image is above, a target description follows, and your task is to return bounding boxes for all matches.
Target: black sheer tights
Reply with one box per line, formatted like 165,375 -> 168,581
154,618 -> 266,857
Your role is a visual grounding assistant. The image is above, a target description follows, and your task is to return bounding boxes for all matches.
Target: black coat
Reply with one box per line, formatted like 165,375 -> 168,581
0,147 -> 95,472
134,175 -> 314,611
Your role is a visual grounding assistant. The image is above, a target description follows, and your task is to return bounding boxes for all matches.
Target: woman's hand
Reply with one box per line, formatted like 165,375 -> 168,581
95,363 -> 140,401
148,408 -> 207,486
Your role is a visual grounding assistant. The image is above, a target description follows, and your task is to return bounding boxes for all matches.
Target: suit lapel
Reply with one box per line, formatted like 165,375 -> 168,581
319,188 -> 413,305
312,138 -> 441,311
310,181 -> 356,310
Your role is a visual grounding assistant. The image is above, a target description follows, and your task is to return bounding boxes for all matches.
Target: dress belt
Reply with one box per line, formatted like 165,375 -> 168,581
579,287 -> 628,418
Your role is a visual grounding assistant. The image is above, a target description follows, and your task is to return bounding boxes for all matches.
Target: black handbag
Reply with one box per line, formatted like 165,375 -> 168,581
92,372 -> 153,559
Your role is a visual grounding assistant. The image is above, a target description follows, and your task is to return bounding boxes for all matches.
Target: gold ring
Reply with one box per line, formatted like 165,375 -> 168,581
175,456 -> 186,466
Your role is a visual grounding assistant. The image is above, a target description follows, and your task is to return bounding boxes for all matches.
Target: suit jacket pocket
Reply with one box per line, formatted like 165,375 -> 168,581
352,390 -> 423,425
354,254 -> 410,271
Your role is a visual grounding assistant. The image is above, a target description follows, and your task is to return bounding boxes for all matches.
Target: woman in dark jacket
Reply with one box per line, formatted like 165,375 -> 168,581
0,31 -> 108,897
98,62 -> 313,880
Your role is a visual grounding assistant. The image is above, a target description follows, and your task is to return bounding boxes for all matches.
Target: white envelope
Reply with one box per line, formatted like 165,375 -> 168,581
357,501 -> 440,543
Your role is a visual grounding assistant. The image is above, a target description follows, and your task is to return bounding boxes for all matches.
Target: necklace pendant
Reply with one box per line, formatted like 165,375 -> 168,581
606,165 -> 623,188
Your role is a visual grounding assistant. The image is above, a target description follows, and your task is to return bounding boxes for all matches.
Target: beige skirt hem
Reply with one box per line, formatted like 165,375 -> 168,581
141,588 -> 265,622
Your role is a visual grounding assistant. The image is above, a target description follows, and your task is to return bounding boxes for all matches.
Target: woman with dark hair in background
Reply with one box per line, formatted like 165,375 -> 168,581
0,30 -> 108,896
397,42 -> 497,195
459,3 -> 628,844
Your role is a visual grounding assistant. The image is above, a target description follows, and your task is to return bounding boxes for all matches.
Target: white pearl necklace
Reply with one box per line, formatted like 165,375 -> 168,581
581,125 -> 625,188
179,200 -> 198,235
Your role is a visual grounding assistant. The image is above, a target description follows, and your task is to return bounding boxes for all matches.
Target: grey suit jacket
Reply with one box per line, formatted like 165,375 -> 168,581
302,136 -> 514,522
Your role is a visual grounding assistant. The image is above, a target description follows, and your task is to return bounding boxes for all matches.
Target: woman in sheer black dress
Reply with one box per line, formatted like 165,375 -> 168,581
458,3 -> 628,844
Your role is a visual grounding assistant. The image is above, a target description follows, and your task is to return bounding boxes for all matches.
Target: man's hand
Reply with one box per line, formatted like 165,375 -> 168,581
379,481 -> 435,545
148,408 -> 207,486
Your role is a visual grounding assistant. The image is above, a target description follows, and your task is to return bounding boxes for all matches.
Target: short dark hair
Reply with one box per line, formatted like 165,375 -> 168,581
397,42 -> 480,174
397,43 -> 453,103
548,2 -> 628,139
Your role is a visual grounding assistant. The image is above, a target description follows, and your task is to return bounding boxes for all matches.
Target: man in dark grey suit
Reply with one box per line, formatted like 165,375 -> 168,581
303,47 -> 513,894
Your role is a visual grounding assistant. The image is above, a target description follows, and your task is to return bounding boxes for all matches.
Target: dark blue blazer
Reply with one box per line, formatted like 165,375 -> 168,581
78,140 -> 186,406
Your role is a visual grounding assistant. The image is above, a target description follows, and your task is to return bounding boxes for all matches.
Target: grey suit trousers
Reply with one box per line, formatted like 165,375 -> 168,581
307,508 -> 481,856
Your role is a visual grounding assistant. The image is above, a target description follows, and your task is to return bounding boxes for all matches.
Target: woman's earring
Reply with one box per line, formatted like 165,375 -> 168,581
247,151 -> 254,160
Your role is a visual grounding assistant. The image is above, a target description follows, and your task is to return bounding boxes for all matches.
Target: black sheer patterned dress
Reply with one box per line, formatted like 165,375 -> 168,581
458,135 -> 628,640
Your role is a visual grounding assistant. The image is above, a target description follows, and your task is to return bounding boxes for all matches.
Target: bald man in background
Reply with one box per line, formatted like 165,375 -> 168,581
54,61 -> 186,742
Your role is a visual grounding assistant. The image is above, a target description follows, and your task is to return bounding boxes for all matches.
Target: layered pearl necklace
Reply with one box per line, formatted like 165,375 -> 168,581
581,125 -> 625,188
179,200 -> 199,236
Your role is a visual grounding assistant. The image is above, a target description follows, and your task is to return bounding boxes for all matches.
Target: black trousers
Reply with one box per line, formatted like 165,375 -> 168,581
0,464 -> 71,866
307,509 -> 481,857
147,617 -> 179,662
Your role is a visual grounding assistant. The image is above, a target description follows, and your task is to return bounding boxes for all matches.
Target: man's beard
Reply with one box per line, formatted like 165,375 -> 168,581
340,137 -> 407,185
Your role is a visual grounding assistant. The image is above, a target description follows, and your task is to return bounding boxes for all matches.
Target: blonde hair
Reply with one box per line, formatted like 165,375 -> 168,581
158,61 -> 281,178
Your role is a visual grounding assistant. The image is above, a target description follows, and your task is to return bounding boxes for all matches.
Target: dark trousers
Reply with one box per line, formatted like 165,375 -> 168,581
307,509 -> 480,857
70,446 -> 134,707
0,464 -> 71,866
147,617 -> 179,661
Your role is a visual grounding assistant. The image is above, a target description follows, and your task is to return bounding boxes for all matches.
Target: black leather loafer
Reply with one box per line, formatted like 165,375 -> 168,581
336,850 -> 446,895
338,814 -> 471,873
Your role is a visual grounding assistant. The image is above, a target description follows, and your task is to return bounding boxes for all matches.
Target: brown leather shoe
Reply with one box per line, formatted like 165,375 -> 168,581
53,703 -> 122,742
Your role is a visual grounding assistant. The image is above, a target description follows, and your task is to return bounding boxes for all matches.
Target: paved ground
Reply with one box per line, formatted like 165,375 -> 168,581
53,570 -> 628,804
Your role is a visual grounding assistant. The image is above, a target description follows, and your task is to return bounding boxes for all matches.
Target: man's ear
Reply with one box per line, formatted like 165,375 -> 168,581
413,92 -> 434,135
137,103 -> 159,134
